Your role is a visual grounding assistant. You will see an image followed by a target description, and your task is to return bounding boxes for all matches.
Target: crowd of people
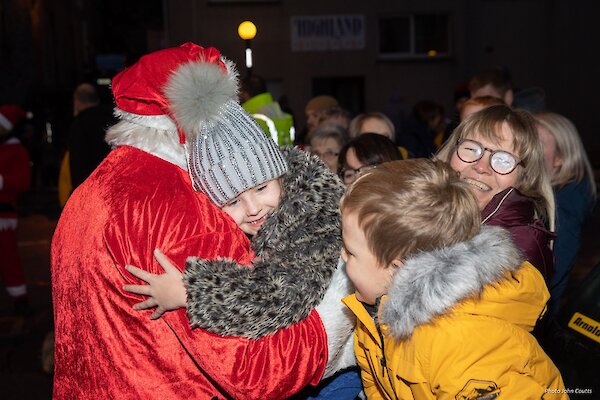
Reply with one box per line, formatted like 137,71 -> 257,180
1,42 -> 597,399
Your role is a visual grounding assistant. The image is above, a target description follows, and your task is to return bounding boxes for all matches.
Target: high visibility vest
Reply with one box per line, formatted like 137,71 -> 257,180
242,93 -> 295,146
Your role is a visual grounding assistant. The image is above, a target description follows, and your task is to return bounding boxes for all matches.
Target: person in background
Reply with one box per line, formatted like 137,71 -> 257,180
0,104 -> 32,316
338,133 -> 403,186
470,67 -> 544,113
469,67 -> 514,106
340,158 -> 567,399
349,112 -> 395,142
440,82 -> 471,147
68,83 -> 115,189
319,106 -> 352,130
239,74 -> 295,146
460,96 -> 505,121
535,112 -> 597,313
397,100 -> 444,158
305,95 -> 339,138
436,104 -> 555,282
310,122 -> 349,173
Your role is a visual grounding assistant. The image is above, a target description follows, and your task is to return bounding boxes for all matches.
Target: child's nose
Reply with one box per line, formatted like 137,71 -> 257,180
246,199 -> 261,215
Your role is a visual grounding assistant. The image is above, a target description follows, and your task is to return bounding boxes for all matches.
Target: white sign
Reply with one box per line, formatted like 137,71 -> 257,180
291,15 -> 365,52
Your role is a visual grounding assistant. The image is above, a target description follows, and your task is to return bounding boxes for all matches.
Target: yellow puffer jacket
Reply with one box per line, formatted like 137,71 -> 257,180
343,226 -> 568,400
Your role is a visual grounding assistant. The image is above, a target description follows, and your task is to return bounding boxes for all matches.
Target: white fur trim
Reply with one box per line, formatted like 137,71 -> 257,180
0,113 -> 12,130
382,226 -> 523,340
105,120 -> 188,170
7,285 -> 27,297
316,258 -> 357,378
114,108 -> 177,131
165,56 -> 239,138
0,218 -> 17,230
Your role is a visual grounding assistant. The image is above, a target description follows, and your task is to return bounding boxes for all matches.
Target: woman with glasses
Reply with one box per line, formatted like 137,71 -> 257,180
436,104 -> 555,281
309,122 -> 349,173
338,133 -> 403,185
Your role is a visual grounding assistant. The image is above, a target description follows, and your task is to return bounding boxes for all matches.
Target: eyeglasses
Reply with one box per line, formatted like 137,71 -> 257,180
311,150 -> 339,159
340,164 -> 378,184
456,139 -> 524,175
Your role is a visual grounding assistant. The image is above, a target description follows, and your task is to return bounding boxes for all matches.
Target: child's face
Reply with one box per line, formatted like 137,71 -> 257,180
222,179 -> 282,236
341,211 -> 395,305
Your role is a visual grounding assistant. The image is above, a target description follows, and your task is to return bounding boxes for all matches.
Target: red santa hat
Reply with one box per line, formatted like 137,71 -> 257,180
111,42 -> 288,206
0,104 -> 27,131
111,42 -> 239,143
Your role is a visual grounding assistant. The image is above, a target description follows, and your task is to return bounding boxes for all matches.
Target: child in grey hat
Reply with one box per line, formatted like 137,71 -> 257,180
123,60 -> 358,385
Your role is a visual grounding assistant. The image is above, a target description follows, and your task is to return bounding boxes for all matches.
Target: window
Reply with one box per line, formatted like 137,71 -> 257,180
378,13 -> 450,60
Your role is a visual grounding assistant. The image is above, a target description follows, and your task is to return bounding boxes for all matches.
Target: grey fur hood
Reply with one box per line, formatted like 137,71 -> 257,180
184,147 -> 345,339
381,226 -> 524,340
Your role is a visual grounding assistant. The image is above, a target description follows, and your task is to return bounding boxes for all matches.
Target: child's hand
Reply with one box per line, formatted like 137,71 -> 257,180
123,249 -> 187,319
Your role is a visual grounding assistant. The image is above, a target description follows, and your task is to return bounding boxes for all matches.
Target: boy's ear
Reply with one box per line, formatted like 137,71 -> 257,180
390,259 -> 404,269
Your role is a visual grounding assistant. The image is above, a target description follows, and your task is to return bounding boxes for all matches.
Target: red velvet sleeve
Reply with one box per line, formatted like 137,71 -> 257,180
105,189 -> 328,399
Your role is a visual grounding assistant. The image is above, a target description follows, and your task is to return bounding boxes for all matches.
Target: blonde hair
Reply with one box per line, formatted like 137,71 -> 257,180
340,159 -> 480,266
349,112 -> 395,140
535,112 -> 596,197
436,104 -> 555,230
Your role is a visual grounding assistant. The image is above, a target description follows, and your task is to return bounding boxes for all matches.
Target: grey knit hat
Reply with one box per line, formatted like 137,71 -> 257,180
187,99 -> 288,207
111,43 -> 289,207
110,42 -> 287,205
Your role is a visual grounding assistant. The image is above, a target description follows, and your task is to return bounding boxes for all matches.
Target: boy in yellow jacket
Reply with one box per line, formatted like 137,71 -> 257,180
340,159 -> 568,399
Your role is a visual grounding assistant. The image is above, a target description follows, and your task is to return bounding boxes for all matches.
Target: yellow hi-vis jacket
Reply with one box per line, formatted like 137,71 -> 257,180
242,93 -> 295,146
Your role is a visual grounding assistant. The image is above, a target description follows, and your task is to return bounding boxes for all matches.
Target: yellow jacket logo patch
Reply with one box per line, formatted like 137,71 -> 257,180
456,379 -> 500,400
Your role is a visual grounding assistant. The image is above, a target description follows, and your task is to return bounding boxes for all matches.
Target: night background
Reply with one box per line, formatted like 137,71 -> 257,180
1,0 -> 598,398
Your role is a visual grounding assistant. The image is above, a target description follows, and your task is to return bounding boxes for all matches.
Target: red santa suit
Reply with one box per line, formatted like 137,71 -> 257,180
0,105 -> 31,300
51,43 -> 331,399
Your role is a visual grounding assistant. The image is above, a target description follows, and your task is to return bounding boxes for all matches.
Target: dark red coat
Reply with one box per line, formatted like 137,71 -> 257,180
482,187 -> 555,281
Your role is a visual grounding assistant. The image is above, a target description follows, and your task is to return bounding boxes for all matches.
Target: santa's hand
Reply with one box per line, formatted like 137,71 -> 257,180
123,249 -> 187,319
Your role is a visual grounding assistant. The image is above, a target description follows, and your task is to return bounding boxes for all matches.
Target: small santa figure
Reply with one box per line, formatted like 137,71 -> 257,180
0,104 -> 32,315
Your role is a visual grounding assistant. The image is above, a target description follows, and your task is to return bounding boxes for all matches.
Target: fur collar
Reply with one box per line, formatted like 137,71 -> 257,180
382,226 -> 523,340
184,147 -> 345,339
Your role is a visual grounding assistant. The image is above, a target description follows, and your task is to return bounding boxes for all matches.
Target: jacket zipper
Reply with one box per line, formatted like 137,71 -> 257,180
373,297 -> 399,400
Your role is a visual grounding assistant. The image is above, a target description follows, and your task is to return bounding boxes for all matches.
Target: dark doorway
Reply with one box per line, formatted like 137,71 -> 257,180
312,76 -> 364,117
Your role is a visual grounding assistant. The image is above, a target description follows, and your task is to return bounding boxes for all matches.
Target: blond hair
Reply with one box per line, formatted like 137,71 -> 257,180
340,159 -> 480,266
535,112 -> 596,198
436,104 -> 556,230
